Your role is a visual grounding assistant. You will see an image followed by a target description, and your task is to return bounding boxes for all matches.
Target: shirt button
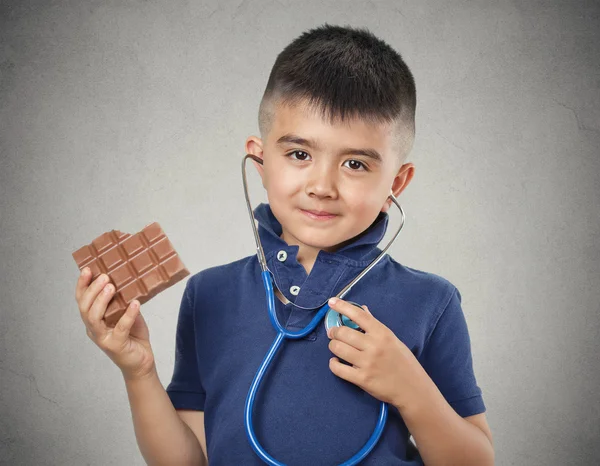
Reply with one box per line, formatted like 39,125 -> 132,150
277,250 -> 287,262
290,285 -> 300,296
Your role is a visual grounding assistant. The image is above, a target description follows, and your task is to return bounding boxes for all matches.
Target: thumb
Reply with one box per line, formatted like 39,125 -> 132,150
130,309 -> 150,341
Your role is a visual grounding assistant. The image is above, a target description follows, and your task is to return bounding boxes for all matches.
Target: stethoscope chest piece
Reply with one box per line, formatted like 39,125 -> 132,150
324,301 -> 366,334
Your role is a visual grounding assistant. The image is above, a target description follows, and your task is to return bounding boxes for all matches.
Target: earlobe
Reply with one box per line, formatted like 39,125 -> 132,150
380,194 -> 393,213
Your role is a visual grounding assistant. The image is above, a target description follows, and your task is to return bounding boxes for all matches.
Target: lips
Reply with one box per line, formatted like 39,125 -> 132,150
304,209 -> 336,216
300,208 -> 338,220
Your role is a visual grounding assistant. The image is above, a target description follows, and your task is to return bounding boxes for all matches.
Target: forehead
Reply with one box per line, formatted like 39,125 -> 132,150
268,99 -> 402,155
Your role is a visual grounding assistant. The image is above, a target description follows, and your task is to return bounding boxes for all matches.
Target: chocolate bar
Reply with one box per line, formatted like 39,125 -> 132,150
72,223 -> 189,327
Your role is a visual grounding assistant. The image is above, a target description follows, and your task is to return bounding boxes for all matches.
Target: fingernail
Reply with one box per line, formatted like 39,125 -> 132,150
329,297 -> 338,305
81,268 -> 88,276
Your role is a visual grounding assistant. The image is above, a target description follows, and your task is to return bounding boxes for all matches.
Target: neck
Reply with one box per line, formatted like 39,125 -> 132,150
280,229 -> 358,276
280,230 -> 324,276
296,248 -> 318,275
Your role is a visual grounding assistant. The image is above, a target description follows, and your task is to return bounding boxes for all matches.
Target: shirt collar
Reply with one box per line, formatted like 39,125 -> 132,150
253,203 -> 389,263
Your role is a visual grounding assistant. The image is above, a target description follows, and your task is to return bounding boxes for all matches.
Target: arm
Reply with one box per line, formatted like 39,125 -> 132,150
395,371 -> 494,466
124,370 -> 208,466
398,287 -> 494,466
178,409 -> 208,463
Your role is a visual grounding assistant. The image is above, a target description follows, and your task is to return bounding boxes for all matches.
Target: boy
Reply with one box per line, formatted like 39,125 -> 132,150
75,24 -> 493,465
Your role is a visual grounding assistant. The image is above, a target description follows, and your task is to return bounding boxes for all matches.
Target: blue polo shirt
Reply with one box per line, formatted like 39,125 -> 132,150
166,203 -> 486,465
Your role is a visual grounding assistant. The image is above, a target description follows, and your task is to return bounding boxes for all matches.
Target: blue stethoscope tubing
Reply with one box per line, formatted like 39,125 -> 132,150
241,154 -> 406,465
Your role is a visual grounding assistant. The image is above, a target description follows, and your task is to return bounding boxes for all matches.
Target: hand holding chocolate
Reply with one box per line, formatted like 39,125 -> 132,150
72,223 -> 189,327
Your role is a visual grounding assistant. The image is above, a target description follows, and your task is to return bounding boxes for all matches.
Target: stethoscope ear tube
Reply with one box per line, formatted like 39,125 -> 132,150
243,327 -> 388,466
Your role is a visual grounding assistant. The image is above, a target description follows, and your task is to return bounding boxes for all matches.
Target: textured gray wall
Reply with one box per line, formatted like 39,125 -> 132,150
1,1 -> 599,465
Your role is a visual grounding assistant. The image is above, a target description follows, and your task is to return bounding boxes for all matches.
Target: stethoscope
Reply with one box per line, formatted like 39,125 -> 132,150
242,153 -> 406,465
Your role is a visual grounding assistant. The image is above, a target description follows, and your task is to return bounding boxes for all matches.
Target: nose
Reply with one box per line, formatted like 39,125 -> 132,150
304,161 -> 339,199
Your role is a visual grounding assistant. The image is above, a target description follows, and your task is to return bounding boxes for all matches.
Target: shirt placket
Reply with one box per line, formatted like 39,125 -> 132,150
279,258 -> 348,340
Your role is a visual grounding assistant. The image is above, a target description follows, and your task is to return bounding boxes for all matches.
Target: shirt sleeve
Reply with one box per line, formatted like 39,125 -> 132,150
165,277 -> 206,411
418,286 -> 486,417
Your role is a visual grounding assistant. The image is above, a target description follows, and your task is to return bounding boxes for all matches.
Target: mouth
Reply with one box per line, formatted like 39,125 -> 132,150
300,209 -> 338,220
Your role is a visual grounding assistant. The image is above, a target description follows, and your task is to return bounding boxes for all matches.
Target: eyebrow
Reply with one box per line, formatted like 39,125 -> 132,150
276,133 -> 383,163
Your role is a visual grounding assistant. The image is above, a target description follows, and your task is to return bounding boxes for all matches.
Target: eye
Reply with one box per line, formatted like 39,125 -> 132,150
287,150 -> 311,161
343,159 -> 367,171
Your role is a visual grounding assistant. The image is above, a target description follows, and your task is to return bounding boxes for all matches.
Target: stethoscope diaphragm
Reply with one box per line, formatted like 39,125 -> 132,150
324,300 -> 366,334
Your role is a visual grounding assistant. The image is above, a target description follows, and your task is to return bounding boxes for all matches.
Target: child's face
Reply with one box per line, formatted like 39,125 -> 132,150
246,99 -> 415,253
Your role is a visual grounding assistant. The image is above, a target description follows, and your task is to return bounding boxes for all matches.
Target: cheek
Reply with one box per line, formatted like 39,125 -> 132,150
265,164 -> 302,195
263,164 -> 280,190
264,170 -> 296,213
343,180 -> 388,211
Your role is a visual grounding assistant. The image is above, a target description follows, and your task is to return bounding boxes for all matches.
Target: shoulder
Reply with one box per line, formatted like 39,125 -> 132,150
184,254 -> 258,297
384,255 -> 459,312
358,255 -> 463,346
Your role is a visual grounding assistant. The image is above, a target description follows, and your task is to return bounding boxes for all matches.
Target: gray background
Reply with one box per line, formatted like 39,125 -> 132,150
1,0 -> 599,465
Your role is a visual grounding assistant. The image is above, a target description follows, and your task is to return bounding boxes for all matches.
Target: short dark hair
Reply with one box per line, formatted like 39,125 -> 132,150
258,24 -> 416,152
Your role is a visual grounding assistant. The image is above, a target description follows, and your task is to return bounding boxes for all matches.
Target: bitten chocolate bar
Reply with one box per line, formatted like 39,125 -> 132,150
72,223 -> 189,327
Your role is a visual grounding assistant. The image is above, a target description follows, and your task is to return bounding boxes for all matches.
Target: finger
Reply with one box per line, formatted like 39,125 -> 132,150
112,300 -> 140,344
329,357 -> 361,384
87,281 -> 113,337
75,267 -> 91,302
329,326 -> 368,351
328,298 -> 373,333
129,309 -> 150,342
329,339 -> 363,367
79,273 -> 110,314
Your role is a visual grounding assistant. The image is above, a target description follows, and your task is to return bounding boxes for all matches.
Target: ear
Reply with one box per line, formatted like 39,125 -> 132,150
245,136 -> 266,186
381,163 -> 415,213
